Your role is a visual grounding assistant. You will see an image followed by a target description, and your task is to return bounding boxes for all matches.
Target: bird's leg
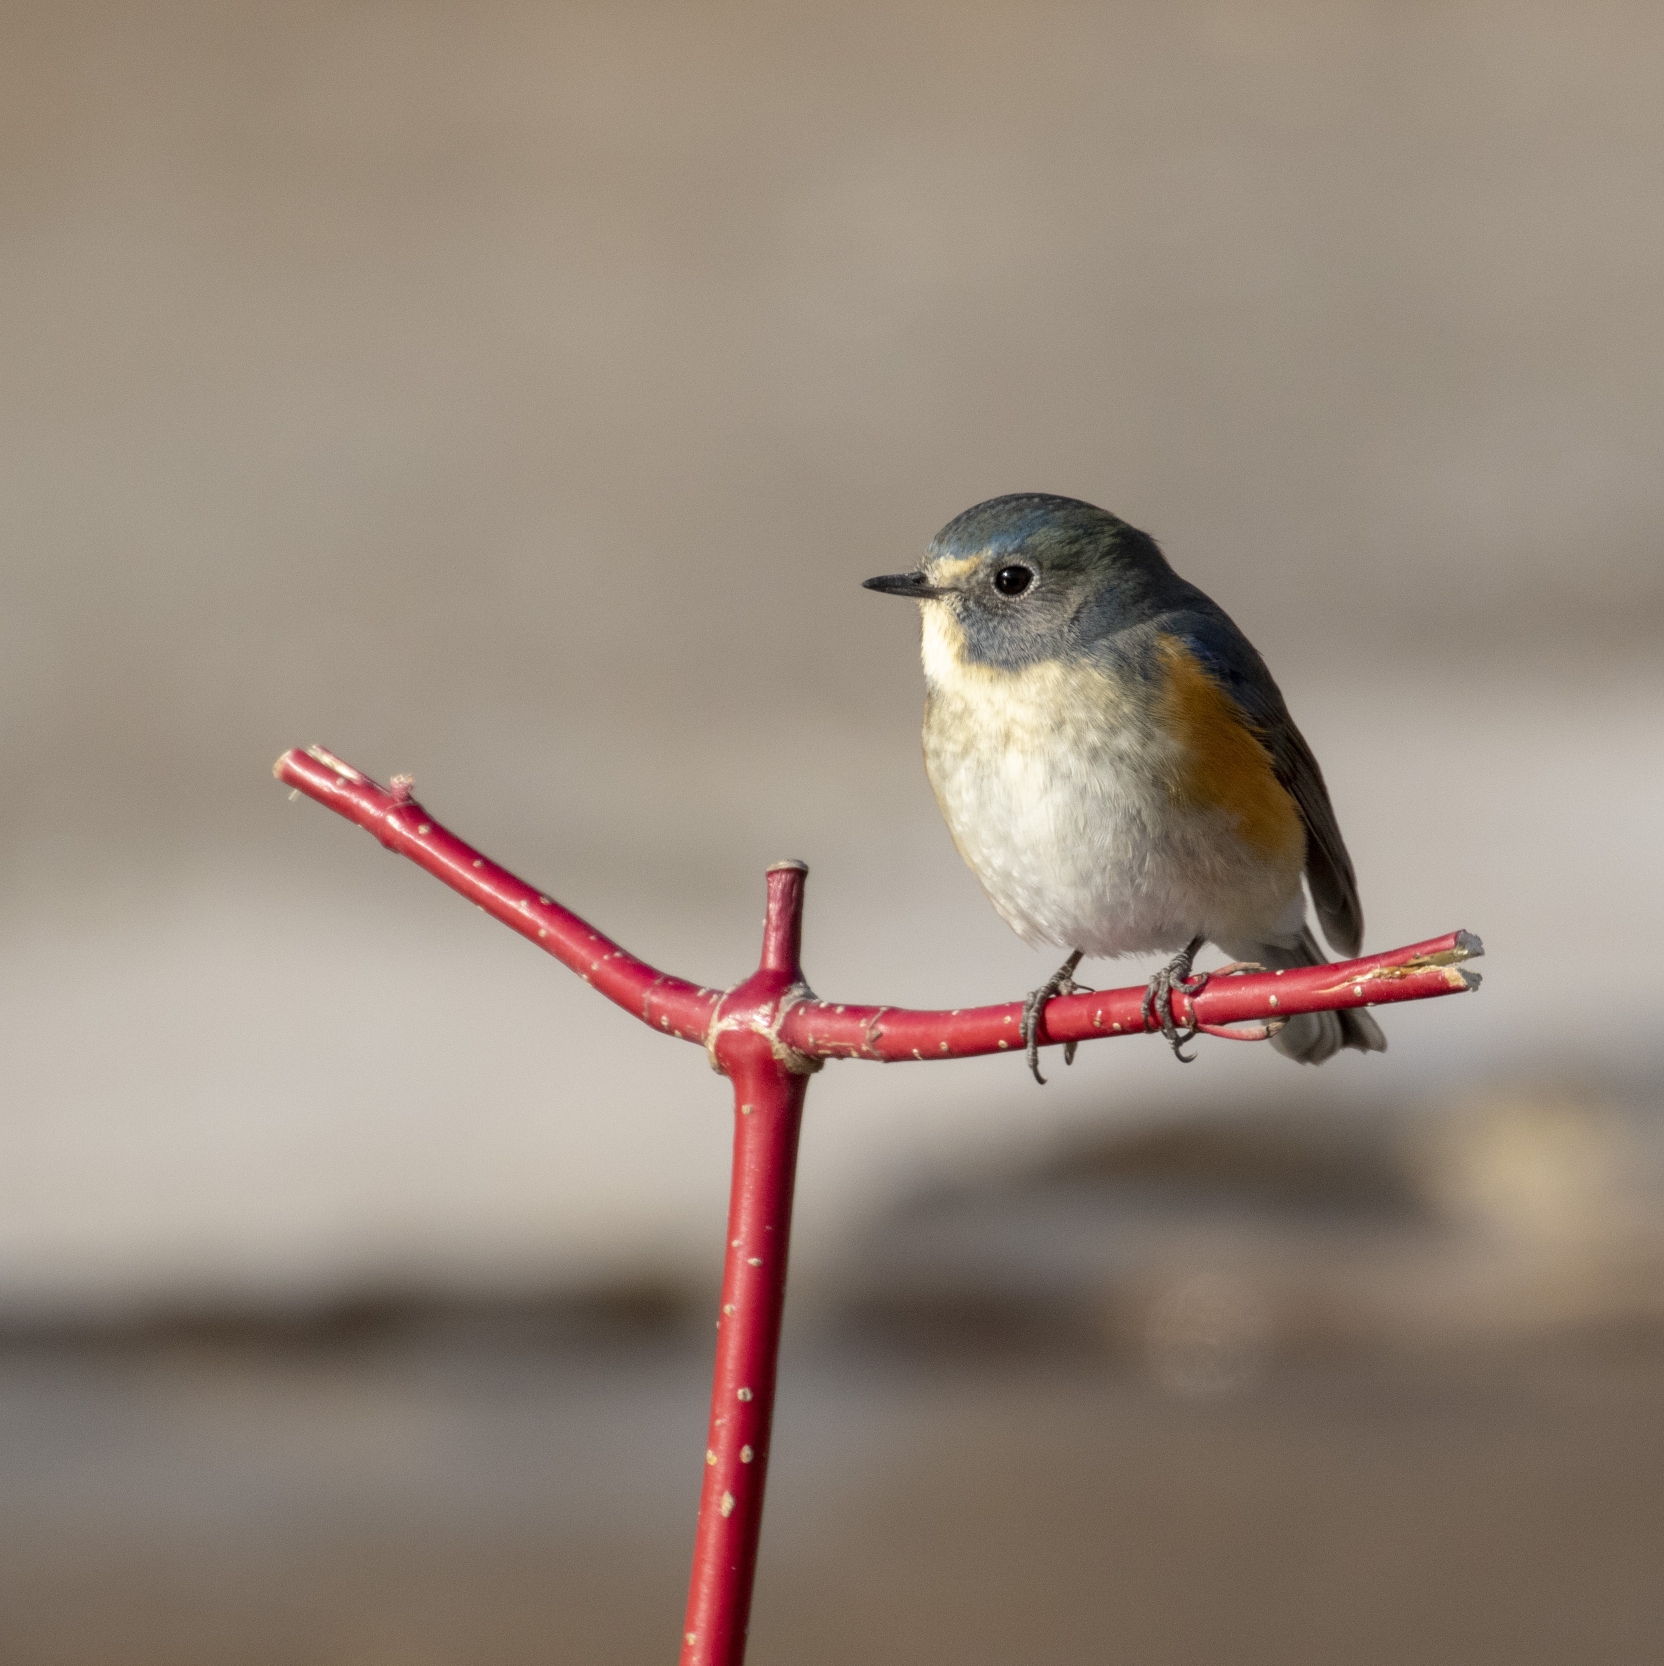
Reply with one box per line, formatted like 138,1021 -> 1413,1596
1141,934 -> 1209,1062
1021,949 -> 1086,1085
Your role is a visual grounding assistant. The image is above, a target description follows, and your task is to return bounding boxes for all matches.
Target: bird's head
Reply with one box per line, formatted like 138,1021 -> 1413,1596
863,493 -> 1176,669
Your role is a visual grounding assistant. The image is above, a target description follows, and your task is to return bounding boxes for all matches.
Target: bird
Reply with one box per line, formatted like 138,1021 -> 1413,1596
863,492 -> 1386,1083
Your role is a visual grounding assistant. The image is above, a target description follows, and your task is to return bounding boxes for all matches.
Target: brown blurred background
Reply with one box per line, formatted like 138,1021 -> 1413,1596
3,2 -> 1663,1662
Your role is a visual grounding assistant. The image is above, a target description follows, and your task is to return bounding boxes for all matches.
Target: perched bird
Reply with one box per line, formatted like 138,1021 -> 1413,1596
864,493 -> 1386,1082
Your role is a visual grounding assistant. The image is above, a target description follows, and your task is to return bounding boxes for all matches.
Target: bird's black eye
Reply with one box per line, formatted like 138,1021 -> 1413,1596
993,564 -> 1034,597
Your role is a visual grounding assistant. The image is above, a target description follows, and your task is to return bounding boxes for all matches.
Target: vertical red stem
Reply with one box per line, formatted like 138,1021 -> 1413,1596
680,864 -> 812,1666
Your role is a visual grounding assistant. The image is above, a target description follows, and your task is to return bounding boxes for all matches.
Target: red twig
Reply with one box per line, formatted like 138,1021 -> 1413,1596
275,744 -> 1483,1665
683,862 -> 810,1666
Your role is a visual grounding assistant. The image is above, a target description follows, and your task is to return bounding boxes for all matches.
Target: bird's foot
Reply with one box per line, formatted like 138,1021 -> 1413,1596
1022,950 -> 1088,1085
1142,935 -> 1209,1062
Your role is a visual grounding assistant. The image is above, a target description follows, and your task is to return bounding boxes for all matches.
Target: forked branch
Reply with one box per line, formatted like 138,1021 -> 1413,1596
276,741 -> 1481,1666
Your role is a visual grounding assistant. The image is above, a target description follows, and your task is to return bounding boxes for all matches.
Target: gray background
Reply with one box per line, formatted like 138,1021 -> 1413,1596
4,0 -> 1659,1311
1,4 -> 1661,1661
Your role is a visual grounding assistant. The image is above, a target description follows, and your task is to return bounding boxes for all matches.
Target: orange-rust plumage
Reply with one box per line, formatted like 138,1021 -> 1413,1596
1153,635 -> 1305,871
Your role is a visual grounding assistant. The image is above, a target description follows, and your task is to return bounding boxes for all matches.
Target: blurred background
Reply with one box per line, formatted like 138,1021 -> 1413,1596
3,2 -> 1663,1661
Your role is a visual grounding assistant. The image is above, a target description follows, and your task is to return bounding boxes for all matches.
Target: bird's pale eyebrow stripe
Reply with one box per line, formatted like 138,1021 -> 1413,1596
926,554 -> 984,584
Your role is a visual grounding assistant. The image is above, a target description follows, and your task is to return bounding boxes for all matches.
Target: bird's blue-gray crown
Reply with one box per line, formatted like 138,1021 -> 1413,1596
863,493 -> 1190,669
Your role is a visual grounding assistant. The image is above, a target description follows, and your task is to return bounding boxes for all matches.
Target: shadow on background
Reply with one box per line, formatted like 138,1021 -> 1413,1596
2,2 -> 1663,1661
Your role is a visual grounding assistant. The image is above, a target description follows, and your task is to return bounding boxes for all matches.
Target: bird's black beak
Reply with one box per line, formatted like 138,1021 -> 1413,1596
862,570 -> 945,599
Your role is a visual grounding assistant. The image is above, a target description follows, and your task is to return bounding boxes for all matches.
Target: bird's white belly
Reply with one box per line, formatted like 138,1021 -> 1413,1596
921,629 -> 1299,959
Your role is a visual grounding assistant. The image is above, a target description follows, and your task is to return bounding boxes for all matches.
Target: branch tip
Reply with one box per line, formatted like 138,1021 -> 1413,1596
304,744 -> 362,781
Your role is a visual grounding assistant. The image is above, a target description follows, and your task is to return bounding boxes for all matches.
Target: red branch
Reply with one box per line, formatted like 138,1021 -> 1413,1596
275,743 -> 1481,1666
275,745 -> 1480,1064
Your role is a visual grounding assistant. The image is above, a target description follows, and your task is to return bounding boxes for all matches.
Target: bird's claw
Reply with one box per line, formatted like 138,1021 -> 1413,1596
1142,935 -> 1209,1062
1021,950 -> 1087,1085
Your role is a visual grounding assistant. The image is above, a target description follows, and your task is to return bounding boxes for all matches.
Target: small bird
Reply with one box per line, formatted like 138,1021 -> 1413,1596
864,493 -> 1386,1082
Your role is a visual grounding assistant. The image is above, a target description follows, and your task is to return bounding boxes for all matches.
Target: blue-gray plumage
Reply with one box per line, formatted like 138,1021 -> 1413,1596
864,493 -> 1385,1080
